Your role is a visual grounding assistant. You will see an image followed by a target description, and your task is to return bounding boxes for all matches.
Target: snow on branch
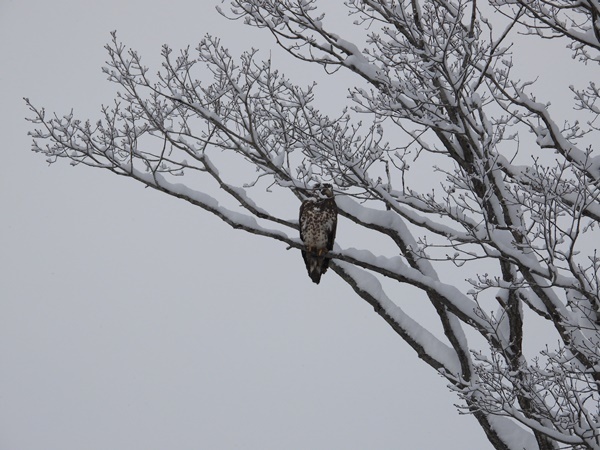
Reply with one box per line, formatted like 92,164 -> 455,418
332,261 -> 463,375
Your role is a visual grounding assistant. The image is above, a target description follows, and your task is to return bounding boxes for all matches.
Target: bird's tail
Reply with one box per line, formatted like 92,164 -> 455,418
308,260 -> 323,284
304,251 -> 330,284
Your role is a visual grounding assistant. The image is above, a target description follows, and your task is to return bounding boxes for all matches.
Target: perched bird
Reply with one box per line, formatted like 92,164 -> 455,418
299,183 -> 338,284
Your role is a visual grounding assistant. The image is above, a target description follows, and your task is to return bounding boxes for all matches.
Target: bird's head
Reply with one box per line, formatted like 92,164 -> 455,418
313,183 -> 334,199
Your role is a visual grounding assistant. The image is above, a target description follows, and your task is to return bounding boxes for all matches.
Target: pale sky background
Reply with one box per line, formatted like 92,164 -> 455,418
0,1 -> 571,449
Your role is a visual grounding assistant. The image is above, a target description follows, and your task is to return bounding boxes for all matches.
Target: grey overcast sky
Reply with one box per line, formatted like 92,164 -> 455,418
0,1 -> 495,449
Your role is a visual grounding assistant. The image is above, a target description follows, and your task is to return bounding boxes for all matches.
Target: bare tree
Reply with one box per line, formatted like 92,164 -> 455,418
26,1 -> 600,448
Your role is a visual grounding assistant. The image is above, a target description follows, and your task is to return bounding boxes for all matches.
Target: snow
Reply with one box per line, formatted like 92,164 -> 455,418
190,102 -> 223,125
335,261 -> 462,375
272,150 -> 285,167
334,36 -> 381,81
502,404 -> 586,445
128,166 -> 294,244
338,245 -> 490,332
487,415 -> 538,450
336,195 -> 473,251
334,197 -> 492,332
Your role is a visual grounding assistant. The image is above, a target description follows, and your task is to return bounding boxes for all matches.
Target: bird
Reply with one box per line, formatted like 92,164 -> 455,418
299,183 -> 338,284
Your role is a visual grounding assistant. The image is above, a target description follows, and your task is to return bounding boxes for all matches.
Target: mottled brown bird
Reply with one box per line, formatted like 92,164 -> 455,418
299,184 -> 338,284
